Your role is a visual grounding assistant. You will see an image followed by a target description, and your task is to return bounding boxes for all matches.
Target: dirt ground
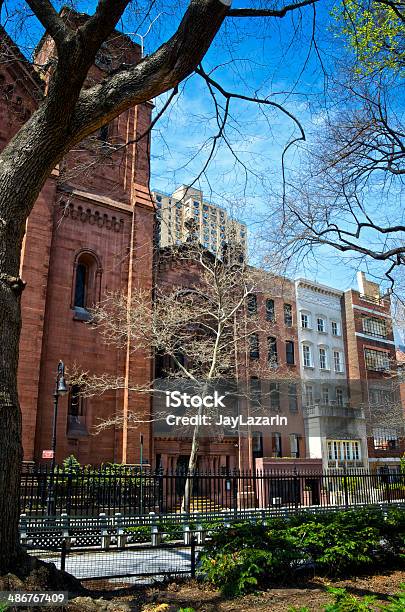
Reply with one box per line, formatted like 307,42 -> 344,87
67,569 -> 405,612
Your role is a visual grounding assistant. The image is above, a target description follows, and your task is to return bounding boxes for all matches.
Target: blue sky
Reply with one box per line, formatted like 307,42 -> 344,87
2,0 -> 400,294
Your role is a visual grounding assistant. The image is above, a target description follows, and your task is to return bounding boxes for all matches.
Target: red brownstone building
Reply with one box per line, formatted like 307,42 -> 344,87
343,272 -> 405,472
153,252 -> 306,475
1,19 -> 154,466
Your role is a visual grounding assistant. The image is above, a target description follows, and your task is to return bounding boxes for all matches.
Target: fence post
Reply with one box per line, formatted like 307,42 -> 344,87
150,511 -> 160,546
61,539 -> 67,572
343,466 -> 349,509
115,512 -> 126,548
196,521 -> 205,544
233,473 -> 238,517
20,513 -> 27,545
183,524 -> 190,545
66,468 -> 73,515
385,472 -> 391,505
190,536 -> 196,579
99,512 -> 110,550
60,512 -> 70,547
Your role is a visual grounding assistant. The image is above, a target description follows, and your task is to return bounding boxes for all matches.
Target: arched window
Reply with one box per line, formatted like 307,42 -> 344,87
74,262 -> 87,308
72,251 -> 101,316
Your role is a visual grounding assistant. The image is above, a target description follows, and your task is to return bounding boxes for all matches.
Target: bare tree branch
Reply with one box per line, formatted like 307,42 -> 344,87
228,0 -> 319,18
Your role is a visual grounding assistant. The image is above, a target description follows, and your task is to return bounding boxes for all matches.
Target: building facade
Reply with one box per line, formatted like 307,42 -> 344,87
295,279 -> 368,471
153,186 -> 247,256
1,20 -> 154,466
343,272 -> 404,473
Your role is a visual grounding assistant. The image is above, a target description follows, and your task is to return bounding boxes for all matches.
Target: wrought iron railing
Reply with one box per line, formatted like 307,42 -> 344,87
20,464 -> 405,517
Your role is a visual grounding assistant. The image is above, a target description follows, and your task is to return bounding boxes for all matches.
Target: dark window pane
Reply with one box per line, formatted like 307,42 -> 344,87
284,303 -> 292,326
268,336 -> 278,364
266,299 -> 275,322
272,432 -> 282,457
250,334 -> 259,359
247,294 -> 257,316
252,431 -> 263,458
288,383 -> 298,412
74,263 -> 87,308
286,340 -> 295,365
270,382 -> 280,409
99,124 -> 109,142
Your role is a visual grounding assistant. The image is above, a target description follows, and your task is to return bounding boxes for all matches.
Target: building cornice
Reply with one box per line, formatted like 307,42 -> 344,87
58,185 -> 132,213
295,278 -> 343,298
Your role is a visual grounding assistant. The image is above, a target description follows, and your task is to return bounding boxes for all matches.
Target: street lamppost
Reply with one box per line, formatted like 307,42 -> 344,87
46,360 -> 68,516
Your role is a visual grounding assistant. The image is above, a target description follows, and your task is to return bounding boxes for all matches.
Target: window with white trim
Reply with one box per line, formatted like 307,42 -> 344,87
305,384 -> 313,406
327,440 -> 361,461
331,321 -> 340,336
373,428 -> 400,450
333,350 -> 343,373
322,386 -> 329,404
336,387 -> 344,406
302,344 -> 312,367
319,347 -> 328,370
317,317 -> 326,333
301,312 -> 310,328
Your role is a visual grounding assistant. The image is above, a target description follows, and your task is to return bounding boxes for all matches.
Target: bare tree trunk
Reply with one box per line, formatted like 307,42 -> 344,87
181,408 -> 201,513
181,382 -> 208,513
0,113 -> 72,572
0,221 -> 25,573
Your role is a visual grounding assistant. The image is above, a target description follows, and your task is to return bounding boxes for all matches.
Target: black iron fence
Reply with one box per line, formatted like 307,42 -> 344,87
26,533 -> 199,588
20,464 -> 405,517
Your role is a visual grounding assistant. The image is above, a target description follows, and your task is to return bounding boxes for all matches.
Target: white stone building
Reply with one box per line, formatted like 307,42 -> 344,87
295,279 -> 368,471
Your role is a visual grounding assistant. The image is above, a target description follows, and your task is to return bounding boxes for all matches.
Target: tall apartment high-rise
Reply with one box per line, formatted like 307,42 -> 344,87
152,186 -> 247,256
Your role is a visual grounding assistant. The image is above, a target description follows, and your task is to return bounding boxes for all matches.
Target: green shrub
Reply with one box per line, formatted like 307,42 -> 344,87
200,547 -> 275,596
383,583 -> 405,611
198,509 -> 405,596
288,521 -> 380,575
198,522 -> 306,595
323,584 -> 405,611
324,587 -> 378,611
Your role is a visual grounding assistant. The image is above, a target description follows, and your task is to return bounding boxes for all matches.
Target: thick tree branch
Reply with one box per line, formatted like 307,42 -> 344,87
71,0 -> 232,138
25,0 -> 71,50
79,0 -> 132,54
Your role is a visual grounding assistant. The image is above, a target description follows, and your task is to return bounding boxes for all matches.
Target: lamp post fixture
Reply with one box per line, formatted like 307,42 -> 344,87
46,360 -> 68,516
